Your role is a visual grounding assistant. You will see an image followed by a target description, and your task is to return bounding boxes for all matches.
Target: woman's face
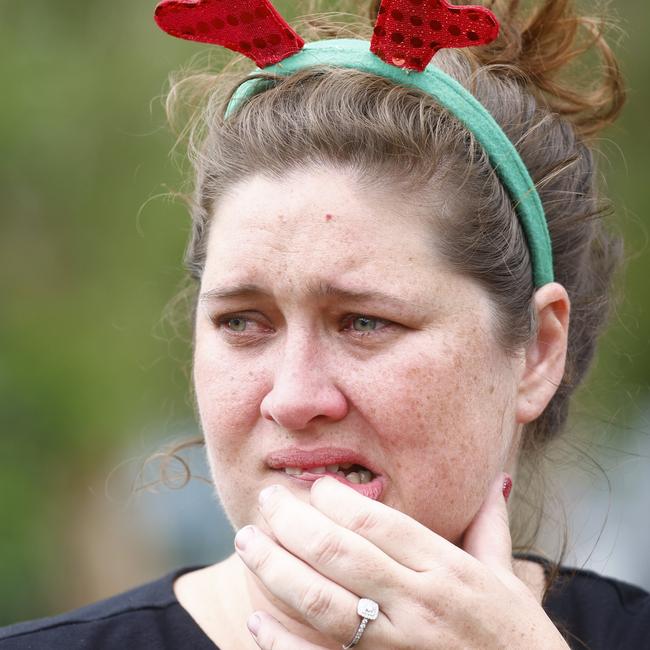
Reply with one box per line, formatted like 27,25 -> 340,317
193,166 -> 524,543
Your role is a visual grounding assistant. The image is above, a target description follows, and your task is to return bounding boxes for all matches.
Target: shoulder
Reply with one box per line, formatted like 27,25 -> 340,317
0,566 -> 214,650
543,563 -> 650,649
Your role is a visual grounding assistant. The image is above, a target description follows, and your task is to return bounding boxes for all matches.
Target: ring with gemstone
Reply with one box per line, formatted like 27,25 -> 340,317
341,597 -> 379,649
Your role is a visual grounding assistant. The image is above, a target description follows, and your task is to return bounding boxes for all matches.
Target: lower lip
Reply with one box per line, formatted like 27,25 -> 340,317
277,470 -> 386,500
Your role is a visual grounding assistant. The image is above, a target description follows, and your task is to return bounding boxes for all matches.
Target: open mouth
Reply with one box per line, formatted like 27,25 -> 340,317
266,447 -> 386,500
282,463 -> 375,484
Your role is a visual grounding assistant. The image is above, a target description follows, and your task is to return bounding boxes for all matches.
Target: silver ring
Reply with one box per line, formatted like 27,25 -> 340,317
342,598 -> 379,649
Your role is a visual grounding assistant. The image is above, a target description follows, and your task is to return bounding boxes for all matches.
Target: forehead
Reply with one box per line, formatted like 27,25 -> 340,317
204,167 -> 449,293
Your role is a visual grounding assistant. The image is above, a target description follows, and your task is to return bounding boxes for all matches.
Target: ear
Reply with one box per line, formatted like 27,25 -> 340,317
516,282 -> 571,424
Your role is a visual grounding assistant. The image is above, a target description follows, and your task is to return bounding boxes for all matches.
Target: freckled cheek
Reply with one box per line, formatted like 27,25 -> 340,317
363,354 -> 491,450
363,352 -> 508,526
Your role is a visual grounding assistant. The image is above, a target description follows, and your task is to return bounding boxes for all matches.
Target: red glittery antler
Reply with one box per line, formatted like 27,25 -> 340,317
154,0 -> 305,68
371,0 -> 499,71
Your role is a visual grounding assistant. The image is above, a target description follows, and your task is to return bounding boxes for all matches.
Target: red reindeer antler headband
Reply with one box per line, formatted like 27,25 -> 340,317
153,0 -> 555,287
154,0 -> 498,72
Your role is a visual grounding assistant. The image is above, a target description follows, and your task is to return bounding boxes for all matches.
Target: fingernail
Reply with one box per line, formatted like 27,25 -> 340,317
259,484 -> 279,505
247,613 -> 261,636
235,525 -> 255,551
502,474 -> 513,502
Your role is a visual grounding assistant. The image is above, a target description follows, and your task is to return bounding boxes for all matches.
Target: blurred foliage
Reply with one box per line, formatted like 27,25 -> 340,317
1,0 -> 649,626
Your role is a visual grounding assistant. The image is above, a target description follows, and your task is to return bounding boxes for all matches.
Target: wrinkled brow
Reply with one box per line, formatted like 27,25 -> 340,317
199,280 -> 425,312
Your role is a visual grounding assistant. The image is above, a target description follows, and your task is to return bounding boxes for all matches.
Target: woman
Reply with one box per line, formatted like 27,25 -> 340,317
1,0 -> 648,648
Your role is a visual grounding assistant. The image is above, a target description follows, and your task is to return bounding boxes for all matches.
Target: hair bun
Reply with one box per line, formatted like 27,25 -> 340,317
470,0 -> 625,139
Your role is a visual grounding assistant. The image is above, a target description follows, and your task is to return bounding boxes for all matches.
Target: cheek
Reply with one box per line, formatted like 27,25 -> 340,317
192,340 -> 270,527
357,338 -> 514,535
192,333 -> 267,458
363,343 -> 508,453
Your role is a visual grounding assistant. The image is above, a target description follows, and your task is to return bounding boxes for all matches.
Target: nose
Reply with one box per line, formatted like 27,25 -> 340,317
260,334 -> 349,430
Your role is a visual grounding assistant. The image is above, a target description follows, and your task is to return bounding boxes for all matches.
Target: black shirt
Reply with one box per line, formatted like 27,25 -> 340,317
1,564 -> 649,649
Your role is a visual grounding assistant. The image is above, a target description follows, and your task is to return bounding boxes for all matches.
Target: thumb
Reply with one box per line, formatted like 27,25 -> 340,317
462,473 -> 513,573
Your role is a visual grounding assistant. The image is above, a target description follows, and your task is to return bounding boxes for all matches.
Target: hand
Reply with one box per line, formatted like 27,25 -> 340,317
234,474 -> 569,649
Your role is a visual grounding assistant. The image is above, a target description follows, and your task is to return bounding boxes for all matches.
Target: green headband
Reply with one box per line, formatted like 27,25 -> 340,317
226,39 -> 554,287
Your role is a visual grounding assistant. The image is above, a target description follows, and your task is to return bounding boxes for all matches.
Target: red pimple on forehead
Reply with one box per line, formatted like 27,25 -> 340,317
325,213 -> 334,222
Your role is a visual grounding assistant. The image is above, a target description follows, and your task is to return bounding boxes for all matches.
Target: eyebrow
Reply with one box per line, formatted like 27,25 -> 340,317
199,281 -> 424,312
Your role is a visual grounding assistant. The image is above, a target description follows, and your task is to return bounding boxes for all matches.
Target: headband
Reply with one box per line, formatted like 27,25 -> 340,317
154,0 -> 554,287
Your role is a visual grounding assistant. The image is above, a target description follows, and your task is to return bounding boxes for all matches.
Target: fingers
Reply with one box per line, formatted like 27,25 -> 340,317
247,611 -> 329,650
234,522 -> 387,645
309,476 -> 459,572
237,476 -> 519,649
254,483 -> 402,600
461,473 -> 513,574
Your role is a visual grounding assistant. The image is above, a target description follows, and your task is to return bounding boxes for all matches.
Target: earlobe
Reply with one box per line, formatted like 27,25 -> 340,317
515,282 -> 571,424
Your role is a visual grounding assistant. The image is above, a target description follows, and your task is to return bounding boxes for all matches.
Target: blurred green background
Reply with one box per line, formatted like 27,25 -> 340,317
1,0 -> 649,626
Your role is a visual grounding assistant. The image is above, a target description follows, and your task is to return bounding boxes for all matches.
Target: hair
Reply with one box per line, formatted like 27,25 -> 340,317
153,0 -> 626,565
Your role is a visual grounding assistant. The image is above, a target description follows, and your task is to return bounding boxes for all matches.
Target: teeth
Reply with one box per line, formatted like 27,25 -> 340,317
282,465 -> 374,483
358,470 -> 373,484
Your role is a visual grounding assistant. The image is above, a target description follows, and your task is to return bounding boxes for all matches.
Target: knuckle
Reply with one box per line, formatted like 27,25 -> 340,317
297,581 -> 334,621
444,557 -> 475,588
309,529 -> 345,567
344,508 -> 379,537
